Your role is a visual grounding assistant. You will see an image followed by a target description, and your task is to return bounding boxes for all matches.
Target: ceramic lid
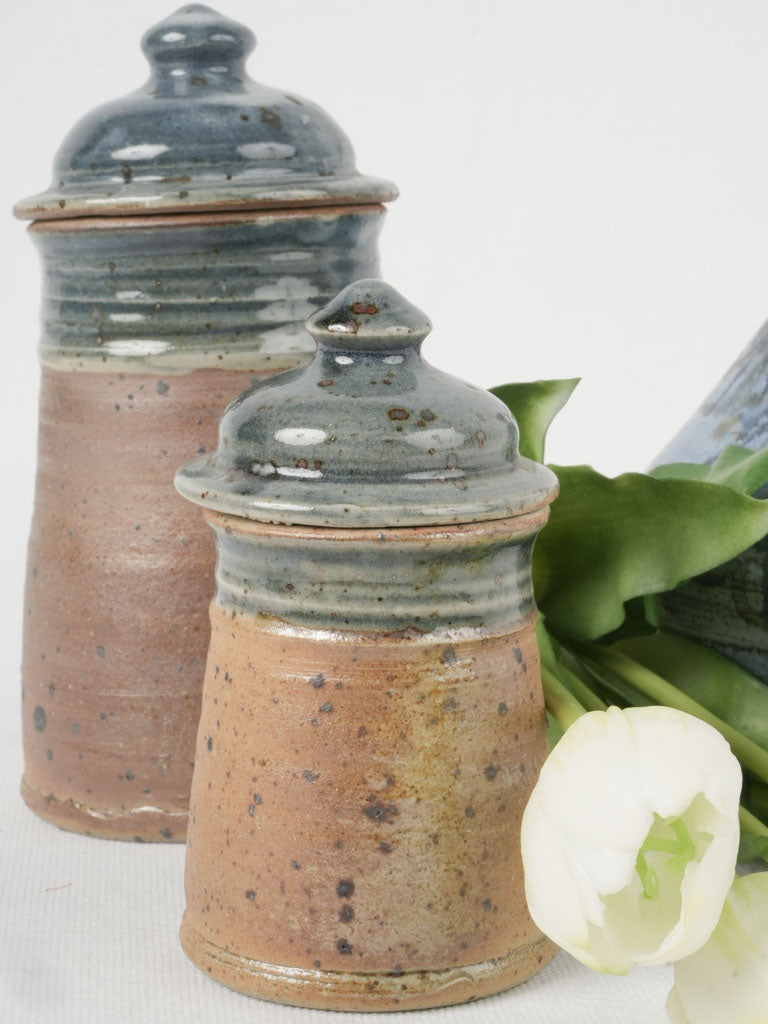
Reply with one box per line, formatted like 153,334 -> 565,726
175,279 -> 558,528
15,4 -> 397,221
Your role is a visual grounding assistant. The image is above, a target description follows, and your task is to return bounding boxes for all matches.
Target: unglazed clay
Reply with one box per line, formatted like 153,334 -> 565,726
176,281 -> 559,1009
16,5 -> 395,840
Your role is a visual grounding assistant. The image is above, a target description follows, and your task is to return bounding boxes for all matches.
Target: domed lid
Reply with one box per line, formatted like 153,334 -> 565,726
175,279 -> 558,528
15,4 -> 397,221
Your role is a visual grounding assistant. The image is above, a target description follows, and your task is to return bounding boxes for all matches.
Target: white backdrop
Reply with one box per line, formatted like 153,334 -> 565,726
1,2 -> 766,1021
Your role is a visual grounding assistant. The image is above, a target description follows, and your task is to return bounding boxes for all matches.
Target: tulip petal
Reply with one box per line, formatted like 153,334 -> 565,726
667,872 -> 768,1024
521,706 -> 741,973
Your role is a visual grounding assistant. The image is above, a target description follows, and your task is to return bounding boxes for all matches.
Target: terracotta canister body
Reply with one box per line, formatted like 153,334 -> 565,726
15,5 -> 396,841
176,280 -> 559,1009
653,323 -> 768,684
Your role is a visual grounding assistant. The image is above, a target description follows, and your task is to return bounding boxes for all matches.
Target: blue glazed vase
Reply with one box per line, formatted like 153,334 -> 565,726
653,321 -> 768,684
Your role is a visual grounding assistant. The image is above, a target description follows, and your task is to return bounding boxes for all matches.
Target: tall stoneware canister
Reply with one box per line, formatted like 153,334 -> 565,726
175,280 -> 559,1010
652,324 -> 768,685
15,5 -> 396,841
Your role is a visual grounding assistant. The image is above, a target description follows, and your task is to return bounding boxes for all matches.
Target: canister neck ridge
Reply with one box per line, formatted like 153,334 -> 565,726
204,508 -> 547,636
142,2 -> 254,92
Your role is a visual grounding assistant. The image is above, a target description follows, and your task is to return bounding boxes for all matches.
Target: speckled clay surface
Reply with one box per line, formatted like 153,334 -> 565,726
18,7 -> 394,840
176,281 -> 558,1008
20,366 -> 270,840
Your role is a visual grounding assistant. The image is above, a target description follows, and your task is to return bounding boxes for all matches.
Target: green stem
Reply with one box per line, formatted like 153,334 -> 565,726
541,665 -> 588,731
576,643 -> 768,787
558,660 -> 608,713
739,805 -> 768,865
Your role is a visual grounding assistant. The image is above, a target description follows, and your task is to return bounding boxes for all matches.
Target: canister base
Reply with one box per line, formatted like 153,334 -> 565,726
20,776 -> 187,842
179,913 -> 557,1012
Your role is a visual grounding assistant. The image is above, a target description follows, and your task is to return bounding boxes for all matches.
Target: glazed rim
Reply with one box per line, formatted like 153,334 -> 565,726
14,179 -> 397,223
203,504 -> 552,543
25,203 -> 385,233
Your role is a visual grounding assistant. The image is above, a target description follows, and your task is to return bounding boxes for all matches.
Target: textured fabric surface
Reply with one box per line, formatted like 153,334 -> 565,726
0,726 -> 672,1024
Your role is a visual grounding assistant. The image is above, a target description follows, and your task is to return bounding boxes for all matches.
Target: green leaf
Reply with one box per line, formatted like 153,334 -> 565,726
535,617 -> 562,674
651,444 -> 768,497
534,465 -> 768,640
746,781 -> 768,823
738,805 -> 768,864
576,650 -> 654,709
743,780 -> 768,830
598,595 -> 660,644
490,378 -> 580,462
613,632 -> 768,752
546,710 -> 564,750
737,831 -> 768,862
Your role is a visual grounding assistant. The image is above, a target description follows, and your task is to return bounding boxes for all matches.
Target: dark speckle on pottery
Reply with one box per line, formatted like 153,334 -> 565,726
362,802 -> 398,824
336,879 -> 355,899
33,706 -> 46,732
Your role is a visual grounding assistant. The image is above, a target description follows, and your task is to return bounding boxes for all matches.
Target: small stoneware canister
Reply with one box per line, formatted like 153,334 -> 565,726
175,280 -> 559,1010
15,4 -> 396,842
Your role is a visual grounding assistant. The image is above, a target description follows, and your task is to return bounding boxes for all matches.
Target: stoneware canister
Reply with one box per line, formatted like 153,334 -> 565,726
653,323 -> 768,685
175,279 -> 559,1010
15,4 -> 396,842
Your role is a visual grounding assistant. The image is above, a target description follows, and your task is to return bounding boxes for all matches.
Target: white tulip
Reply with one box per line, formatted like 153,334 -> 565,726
521,705 -> 742,973
666,871 -> 768,1024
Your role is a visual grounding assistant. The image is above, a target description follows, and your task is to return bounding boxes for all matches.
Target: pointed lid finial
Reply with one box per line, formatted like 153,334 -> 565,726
141,5 -> 255,80
307,280 -> 433,351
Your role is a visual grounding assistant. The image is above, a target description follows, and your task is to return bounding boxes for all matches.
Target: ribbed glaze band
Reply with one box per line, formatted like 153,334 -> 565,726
31,205 -> 384,373
206,509 -> 548,634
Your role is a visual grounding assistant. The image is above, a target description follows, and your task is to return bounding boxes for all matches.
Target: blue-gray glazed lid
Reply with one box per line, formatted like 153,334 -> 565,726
15,4 -> 397,221
175,279 -> 559,528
